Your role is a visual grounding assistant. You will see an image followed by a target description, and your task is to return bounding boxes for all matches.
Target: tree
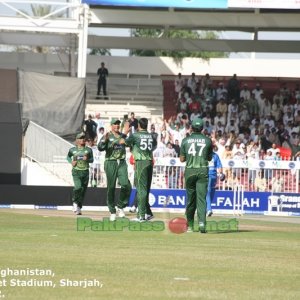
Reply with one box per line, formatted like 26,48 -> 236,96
130,29 -> 228,63
89,48 -> 111,56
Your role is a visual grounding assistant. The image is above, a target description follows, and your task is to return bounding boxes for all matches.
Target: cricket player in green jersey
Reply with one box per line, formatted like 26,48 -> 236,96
98,118 -> 132,221
180,118 -> 213,233
124,118 -> 157,222
67,132 -> 94,215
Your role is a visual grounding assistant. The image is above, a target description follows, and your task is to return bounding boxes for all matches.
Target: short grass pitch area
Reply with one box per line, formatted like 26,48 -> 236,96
0,209 -> 300,300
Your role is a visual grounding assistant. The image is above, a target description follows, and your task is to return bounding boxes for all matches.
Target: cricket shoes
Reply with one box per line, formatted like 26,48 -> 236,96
186,227 -> 193,233
131,217 -> 146,223
199,222 -> 207,234
129,205 -> 137,213
145,214 -> 154,221
110,213 -> 116,221
206,210 -> 213,217
72,203 -> 78,213
117,208 -> 125,218
76,207 -> 82,215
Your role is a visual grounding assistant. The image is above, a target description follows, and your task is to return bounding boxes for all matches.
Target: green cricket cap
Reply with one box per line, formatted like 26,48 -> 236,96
192,117 -> 204,129
76,132 -> 85,139
110,118 -> 121,125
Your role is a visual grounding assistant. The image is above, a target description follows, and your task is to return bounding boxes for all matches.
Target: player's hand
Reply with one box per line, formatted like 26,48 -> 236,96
119,138 -> 125,144
219,173 -> 226,182
71,161 -> 77,167
82,155 -> 87,161
123,121 -> 130,135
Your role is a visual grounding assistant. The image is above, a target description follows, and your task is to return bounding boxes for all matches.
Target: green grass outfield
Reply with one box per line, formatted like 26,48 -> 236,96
0,209 -> 300,300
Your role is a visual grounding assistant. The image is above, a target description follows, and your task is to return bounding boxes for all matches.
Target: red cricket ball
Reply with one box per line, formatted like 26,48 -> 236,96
168,217 -> 188,234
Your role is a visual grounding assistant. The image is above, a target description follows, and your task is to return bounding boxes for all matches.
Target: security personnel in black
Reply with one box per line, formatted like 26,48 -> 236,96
97,62 -> 109,98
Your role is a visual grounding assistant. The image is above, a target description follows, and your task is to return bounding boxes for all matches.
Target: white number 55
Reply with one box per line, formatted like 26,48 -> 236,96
141,138 -> 153,150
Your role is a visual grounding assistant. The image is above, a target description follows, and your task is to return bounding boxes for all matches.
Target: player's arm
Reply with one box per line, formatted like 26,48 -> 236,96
97,133 -> 109,151
86,148 -> 94,163
207,141 -> 213,162
179,139 -> 186,162
124,133 -> 134,148
179,142 -> 186,162
215,153 -> 223,174
66,149 -> 73,164
122,120 -> 131,136
67,148 -> 78,167
216,154 -> 225,181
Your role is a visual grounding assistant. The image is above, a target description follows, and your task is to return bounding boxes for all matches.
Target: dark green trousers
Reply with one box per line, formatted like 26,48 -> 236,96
135,160 -> 153,218
104,160 -> 132,213
72,169 -> 89,208
184,168 -> 208,229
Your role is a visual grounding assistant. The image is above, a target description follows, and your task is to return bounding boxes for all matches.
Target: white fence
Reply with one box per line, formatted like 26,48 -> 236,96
89,156 -> 300,193
23,122 -> 300,192
23,121 -> 73,185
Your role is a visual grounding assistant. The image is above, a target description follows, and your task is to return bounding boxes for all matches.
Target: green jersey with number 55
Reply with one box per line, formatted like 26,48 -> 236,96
125,130 -> 157,161
180,133 -> 213,168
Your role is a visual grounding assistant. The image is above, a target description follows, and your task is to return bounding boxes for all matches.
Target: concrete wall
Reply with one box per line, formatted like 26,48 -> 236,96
0,69 -> 17,102
0,52 -> 300,78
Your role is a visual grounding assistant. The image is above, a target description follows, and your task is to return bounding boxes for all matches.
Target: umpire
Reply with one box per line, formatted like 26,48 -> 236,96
67,132 -> 94,215
98,118 -> 132,221
180,118 -> 213,233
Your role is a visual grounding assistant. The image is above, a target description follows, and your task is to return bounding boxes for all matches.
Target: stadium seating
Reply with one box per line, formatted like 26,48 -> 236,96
162,76 -> 299,119
85,73 -> 164,121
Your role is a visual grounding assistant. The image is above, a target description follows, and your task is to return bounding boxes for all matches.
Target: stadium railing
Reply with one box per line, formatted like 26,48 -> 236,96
23,121 -> 73,185
23,123 -> 300,193
90,155 -> 300,193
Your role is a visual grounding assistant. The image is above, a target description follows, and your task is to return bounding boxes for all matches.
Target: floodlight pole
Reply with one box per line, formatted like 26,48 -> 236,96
77,4 -> 89,78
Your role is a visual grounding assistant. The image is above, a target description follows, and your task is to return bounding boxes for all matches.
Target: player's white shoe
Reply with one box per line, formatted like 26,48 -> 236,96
186,227 -> 193,233
131,217 -> 146,222
117,208 -> 125,218
145,214 -> 154,221
129,205 -> 137,213
110,213 -> 116,221
199,222 -> 207,233
206,210 -> 213,217
72,203 -> 78,213
76,207 -> 82,215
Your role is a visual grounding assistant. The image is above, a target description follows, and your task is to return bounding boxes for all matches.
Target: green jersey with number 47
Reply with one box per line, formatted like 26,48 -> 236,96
180,133 -> 213,168
125,130 -> 157,160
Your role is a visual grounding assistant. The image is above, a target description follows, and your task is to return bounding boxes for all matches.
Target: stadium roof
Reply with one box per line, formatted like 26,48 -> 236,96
0,1 -> 300,76
87,5 -> 300,53
0,1 -> 299,53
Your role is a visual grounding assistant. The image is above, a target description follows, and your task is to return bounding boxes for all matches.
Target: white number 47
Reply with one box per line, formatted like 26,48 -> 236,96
188,143 -> 204,156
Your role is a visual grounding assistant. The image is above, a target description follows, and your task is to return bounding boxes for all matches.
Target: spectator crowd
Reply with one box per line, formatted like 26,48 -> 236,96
82,73 -> 300,191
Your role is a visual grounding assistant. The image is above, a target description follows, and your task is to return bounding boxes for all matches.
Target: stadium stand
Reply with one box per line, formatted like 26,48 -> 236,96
162,75 -> 299,120
85,73 -> 164,122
